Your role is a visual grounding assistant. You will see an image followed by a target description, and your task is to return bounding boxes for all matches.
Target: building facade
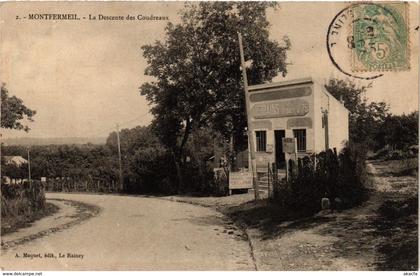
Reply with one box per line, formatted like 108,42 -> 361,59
247,78 -> 349,170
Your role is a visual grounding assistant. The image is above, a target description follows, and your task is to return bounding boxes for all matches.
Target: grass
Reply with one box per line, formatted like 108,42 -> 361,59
371,157 -> 418,270
374,196 -> 418,270
1,202 -> 59,236
372,158 -> 418,177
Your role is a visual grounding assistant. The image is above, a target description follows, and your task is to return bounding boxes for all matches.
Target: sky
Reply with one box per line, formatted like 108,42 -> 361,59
1,2 -> 418,139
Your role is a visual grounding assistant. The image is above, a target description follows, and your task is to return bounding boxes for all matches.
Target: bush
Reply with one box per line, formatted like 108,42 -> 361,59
288,156 -> 323,213
212,169 -> 229,196
337,143 -> 369,207
371,147 -> 389,160
378,196 -> 418,220
125,146 -> 177,194
385,150 -> 409,160
372,146 -> 417,161
274,143 -> 368,214
1,181 -> 46,218
180,161 -> 228,196
124,144 -> 228,196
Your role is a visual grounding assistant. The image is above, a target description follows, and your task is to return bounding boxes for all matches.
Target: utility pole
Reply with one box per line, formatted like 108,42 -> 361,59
238,32 -> 260,201
27,147 -> 31,187
116,123 -> 123,192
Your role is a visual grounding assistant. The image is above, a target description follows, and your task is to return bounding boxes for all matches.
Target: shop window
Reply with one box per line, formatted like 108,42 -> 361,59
293,129 -> 306,152
255,130 -> 266,152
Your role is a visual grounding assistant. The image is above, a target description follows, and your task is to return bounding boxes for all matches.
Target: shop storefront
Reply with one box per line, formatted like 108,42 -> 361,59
247,77 -> 349,170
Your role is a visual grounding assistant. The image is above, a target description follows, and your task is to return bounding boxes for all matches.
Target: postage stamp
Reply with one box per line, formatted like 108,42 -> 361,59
351,2 -> 409,72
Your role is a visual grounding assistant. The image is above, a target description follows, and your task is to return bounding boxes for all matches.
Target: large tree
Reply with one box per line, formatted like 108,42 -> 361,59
1,84 -> 36,184
1,84 -> 36,132
140,2 -> 290,187
325,79 -> 389,148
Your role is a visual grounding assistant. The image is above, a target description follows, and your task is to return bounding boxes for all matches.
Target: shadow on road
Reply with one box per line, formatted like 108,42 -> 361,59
223,159 -> 418,270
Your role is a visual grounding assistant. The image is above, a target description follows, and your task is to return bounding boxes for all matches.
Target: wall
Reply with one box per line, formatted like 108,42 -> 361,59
313,82 -> 349,153
313,82 -> 328,153
327,92 -> 349,153
247,78 -> 315,169
246,78 -> 349,170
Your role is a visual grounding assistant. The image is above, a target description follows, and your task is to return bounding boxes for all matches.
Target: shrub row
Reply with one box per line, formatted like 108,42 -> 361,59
273,143 -> 369,215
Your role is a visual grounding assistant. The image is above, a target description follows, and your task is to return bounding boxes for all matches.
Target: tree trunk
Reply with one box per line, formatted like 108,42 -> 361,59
191,129 -> 205,191
229,133 -> 234,171
173,118 -> 192,193
173,155 -> 184,194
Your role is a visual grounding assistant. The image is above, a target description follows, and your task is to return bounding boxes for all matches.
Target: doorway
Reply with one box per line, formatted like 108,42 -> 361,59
274,130 -> 286,169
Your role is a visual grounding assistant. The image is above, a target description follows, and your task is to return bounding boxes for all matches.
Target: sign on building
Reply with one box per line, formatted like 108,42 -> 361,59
251,99 -> 309,119
282,137 -> 297,154
282,137 -> 298,181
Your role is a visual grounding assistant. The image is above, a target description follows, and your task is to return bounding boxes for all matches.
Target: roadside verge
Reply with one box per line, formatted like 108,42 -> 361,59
1,199 -> 100,251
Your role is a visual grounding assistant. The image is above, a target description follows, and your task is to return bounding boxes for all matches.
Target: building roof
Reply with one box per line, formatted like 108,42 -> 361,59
248,77 -> 314,93
3,156 -> 28,166
247,77 -> 349,112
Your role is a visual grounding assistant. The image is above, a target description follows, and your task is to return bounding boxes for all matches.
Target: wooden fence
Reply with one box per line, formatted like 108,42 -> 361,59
43,178 -> 119,193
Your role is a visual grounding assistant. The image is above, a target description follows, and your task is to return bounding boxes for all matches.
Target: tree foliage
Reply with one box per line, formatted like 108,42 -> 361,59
2,124 -> 231,195
106,126 -> 160,154
325,78 -> 390,147
2,162 -> 29,181
2,144 -> 118,182
106,126 -> 176,193
140,2 -> 291,187
1,84 -> 36,132
376,111 -> 418,150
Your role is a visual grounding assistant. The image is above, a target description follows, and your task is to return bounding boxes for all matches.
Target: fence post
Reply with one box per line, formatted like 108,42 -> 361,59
272,163 -> 277,195
267,162 -> 270,198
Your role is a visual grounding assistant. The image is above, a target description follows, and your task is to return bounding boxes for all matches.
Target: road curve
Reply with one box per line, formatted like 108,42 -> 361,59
1,193 -> 254,270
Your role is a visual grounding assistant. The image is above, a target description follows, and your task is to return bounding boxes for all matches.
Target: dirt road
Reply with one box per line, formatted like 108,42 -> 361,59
170,160 -> 417,270
241,160 -> 418,270
1,193 -> 254,270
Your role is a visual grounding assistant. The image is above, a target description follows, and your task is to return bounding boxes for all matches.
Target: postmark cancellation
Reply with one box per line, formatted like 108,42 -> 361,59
351,2 -> 409,72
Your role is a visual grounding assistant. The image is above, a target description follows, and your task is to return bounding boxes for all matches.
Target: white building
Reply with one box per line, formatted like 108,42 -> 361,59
3,156 -> 29,184
4,156 -> 28,167
247,77 -> 349,170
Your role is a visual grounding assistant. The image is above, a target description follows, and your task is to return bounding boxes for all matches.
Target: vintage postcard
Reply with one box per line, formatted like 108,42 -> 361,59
0,1 -> 418,272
